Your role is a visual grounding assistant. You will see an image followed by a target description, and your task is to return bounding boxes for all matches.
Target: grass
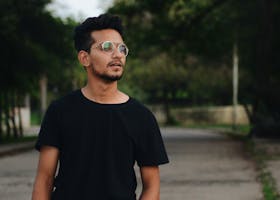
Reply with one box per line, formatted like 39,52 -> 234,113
245,139 -> 280,200
262,172 -> 279,200
0,135 -> 37,145
182,123 -> 251,140
31,111 -> 42,125
186,123 -> 250,131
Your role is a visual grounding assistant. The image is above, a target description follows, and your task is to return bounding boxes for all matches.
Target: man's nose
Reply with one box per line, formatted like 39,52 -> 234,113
112,47 -> 123,58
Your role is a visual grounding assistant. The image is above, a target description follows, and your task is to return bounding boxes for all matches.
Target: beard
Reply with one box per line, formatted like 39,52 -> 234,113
96,73 -> 123,82
90,65 -> 124,82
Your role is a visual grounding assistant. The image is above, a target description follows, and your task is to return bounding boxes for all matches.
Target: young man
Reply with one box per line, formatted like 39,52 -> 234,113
32,13 -> 169,200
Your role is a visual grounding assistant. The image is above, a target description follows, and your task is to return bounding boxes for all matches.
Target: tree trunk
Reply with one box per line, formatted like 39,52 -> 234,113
10,92 -> 18,138
163,94 -> 174,125
0,93 -> 3,141
40,74 -> 48,118
243,104 -> 253,124
24,93 -> 30,108
16,94 -> 23,137
252,0 -> 275,137
4,93 -> 11,138
232,41 -> 239,130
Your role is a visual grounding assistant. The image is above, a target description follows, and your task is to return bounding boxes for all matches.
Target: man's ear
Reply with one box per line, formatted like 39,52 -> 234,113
78,50 -> 90,67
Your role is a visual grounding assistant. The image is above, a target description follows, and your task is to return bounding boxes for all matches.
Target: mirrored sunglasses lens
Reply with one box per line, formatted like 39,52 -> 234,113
119,44 -> 128,56
102,42 -> 113,52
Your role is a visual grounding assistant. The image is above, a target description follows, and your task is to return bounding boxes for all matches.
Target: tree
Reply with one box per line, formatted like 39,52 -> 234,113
109,0 -> 280,135
0,0 -> 80,140
121,54 -> 189,124
108,0 -> 234,123
246,0 -> 280,137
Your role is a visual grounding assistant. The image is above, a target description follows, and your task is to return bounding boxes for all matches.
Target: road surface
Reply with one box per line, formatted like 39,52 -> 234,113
0,128 -> 263,200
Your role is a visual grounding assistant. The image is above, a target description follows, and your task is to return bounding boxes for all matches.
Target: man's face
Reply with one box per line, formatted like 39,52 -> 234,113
86,29 -> 126,82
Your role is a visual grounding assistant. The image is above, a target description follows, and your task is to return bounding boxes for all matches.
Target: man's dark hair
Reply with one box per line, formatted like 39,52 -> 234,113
74,13 -> 124,52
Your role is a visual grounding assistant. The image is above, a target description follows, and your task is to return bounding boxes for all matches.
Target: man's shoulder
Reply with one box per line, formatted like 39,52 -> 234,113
128,97 -> 145,108
49,89 -> 81,109
127,97 -> 154,116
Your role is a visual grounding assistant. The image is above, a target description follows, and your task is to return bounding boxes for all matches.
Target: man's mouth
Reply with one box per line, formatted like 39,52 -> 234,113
108,61 -> 123,68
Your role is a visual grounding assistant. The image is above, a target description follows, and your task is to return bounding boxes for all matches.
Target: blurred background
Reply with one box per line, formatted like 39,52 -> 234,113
1,0 -> 279,140
1,1 -> 280,199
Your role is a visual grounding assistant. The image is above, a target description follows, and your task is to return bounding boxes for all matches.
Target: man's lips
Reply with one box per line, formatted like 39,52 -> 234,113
108,61 -> 123,68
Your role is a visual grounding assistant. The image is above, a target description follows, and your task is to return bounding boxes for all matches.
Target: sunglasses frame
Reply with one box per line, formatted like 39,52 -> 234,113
91,41 -> 129,57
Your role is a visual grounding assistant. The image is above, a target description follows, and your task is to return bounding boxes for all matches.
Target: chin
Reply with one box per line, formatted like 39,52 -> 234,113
100,74 -> 123,82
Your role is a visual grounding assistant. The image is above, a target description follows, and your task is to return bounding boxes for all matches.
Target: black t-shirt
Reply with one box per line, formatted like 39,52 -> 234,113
35,90 -> 169,200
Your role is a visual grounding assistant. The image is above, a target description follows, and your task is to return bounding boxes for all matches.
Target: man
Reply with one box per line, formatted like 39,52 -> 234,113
32,13 -> 169,200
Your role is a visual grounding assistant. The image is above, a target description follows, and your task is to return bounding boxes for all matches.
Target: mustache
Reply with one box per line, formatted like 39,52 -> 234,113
107,60 -> 124,67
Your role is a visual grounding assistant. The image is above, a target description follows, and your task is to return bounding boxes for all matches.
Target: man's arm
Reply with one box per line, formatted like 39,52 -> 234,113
32,146 -> 59,200
139,166 -> 160,200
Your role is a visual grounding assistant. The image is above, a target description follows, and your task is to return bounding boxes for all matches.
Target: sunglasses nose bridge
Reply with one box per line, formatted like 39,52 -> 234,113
111,44 -> 124,57
111,50 -> 122,58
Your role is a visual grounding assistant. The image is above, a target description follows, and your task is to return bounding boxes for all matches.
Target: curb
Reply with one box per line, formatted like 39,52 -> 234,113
0,141 -> 35,158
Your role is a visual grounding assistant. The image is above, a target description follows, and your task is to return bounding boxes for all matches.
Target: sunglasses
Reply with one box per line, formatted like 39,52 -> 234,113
91,41 -> 129,57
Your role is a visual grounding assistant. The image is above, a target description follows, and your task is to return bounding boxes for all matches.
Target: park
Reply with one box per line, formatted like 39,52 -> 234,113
0,0 -> 280,199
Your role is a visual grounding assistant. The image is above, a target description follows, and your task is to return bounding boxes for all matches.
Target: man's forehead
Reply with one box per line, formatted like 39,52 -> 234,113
91,29 -> 123,41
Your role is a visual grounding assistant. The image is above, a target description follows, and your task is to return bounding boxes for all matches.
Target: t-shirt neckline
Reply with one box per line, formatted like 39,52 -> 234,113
78,89 -> 131,106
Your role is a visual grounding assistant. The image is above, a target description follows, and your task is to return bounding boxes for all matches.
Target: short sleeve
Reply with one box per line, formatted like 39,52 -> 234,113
35,101 -> 61,151
135,111 -> 169,167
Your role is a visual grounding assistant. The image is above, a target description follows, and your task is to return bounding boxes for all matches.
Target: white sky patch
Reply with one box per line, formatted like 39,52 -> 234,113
47,0 -> 113,21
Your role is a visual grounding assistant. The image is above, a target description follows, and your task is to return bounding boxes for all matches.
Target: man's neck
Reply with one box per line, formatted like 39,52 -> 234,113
81,81 -> 128,104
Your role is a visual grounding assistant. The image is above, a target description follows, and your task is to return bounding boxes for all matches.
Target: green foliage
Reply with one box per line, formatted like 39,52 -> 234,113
262,172 -> 279,200
0,0 -> 78,95
245,139 -> 280,200
109,0 -> 280,136
108,0 -> 234,105
168,0 -> 214,23
121,54 -> 189,103
0,0 -> 82,138
31,111 -> 42,125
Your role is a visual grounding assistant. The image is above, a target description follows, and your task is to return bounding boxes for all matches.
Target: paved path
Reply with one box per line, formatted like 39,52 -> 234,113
0,150 -> 38,200
0,128 -> 263,200
158,128 -> 263,200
